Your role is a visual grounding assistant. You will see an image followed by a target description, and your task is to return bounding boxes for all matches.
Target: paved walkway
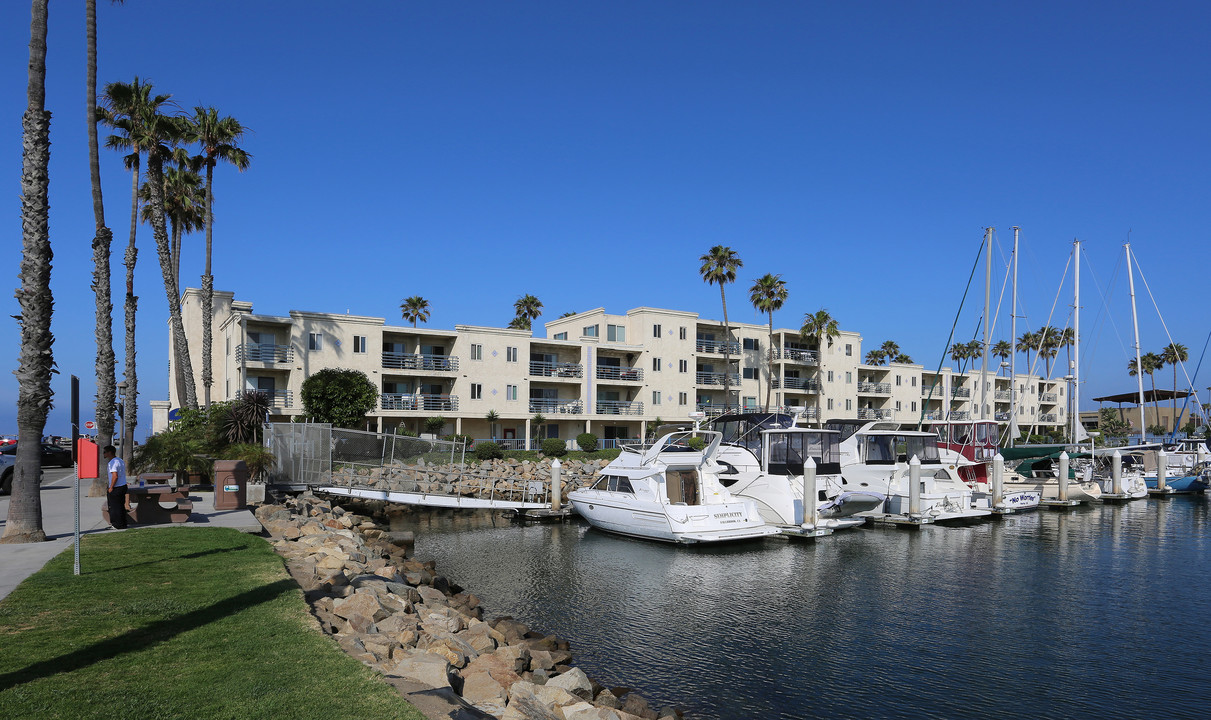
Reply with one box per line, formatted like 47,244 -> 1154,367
0,467 -> 262,601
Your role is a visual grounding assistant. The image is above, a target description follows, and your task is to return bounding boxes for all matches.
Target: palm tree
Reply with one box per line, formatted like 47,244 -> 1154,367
1162,342 -> 1189,431
1129,353 -> 1164,431
992,340 -> 1013,373
892,352 -> 913,364
102,77 -> 173,467
1059,328 -> 1075,374
400,296 -> 431,327
86,0 -> 116,470
188,106 -> 250,408
1016,330 -> 1038,374
950,341 -> 973,367
1036,326 -> 1061,375
800,308 -> 839,422
880,340 -> 901,363
512,294 -> 543,330
749,274 -> 788,412
865,349 -> 885,366
4,0 -> 51,544
139,162 -> 206,295
700,246 -> 743,411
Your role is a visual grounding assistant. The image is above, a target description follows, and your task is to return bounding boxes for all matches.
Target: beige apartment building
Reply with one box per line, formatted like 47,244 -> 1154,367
152,288 -> 1068,445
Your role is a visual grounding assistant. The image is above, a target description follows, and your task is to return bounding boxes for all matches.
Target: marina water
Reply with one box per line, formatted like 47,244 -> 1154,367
401,497 -> 1210,719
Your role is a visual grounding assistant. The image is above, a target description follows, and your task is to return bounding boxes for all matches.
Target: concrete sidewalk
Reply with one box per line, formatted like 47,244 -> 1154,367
0,468 -> 262,601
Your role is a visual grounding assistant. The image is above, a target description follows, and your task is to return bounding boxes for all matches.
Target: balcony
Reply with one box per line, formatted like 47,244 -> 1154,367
951,387 -> 971,398
260,390 -> 293,409
1040,392 -> 1059,404
995,390 -> 1012,401
235,343 -> 293,364
920,410 -> 944,420
695,339 -> 740,355
857,381 -> 892,395
773,377 -> 820,392
949,411 -> 971,420
530,360 -> 584,379
596,400 -> 644,416
775,348 -> 819,364
528,398 -> 583,414
779,405 -> 820,420
995,411 -> 1011,421
382,352 -> 459,372
595,366 -> 644,382
696,371 -> 741,386
921,385 -> 945,397
1039,413 -> 1058,422
693,404 -> 730,417
857,408 -> 893,420
380,393 -> 459,412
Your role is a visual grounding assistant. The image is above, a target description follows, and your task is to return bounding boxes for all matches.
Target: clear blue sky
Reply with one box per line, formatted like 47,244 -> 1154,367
3,1 -> 1210,438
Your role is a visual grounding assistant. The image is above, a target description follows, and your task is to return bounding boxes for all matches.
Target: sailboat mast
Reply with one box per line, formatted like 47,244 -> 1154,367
981,227 -> 992,421
1010,227 -> 1019,448
1072,238 -> 1081,443
1127,243 -> 1146,442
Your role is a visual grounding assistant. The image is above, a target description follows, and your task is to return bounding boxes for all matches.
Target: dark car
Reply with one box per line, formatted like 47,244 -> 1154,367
0,442 -> 74,468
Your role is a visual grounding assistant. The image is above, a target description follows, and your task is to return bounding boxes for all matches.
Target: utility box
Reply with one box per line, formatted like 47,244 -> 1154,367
213,460 -> 249,510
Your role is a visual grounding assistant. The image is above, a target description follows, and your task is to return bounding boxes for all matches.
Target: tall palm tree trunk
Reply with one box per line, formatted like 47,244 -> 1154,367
764,317 -> 774,412
4,0 -> 52,544
720,286 -> 732,411
146,156 -> 198,409
86,0 -> 115,479
114,161 -> 140,496
201,165 -> 215,407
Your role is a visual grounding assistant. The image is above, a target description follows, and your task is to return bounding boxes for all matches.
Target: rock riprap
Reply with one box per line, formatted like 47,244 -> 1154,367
328,456 -> 611,500
255,494 -> 683,720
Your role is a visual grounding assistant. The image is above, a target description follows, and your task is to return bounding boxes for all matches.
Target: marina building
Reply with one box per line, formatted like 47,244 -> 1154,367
152,288 -> 1069,444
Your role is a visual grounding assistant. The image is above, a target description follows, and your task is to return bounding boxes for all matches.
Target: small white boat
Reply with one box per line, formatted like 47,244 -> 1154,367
568,431 -> 780,544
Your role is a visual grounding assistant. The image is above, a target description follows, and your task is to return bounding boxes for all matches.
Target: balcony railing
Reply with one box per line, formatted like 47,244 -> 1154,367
951,387 -> 971,398
857,408 -> 893,420
773,377 -> 820,392
995,390 -> 1012,401
382,352 -> 459,372
259,390 -> 293,409
528,398 -> 583,414
921,385 -> 946,397
694,404 -> 730,417
236,343 -> 293,364
529,361 -> 584,379
380,393 -> 459,411
695,339 -> 740,354
596,400 -> 644,416
774,348 -> 819,364
919,410 -> 944,420
779,405 -> 820,420
595,366 -> 644,382
995,411 -> 1011,421
857,381 -> 892,395
1040,393 -> 1059,403
1039,413 -> 1058,422
696,371 -> 741,386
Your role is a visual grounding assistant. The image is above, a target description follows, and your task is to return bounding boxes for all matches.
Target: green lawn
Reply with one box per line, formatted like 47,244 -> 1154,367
0,528 -> 426,720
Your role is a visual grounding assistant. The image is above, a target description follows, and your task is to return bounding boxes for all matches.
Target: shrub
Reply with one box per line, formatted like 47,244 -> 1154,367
220,443 -> 277,480
299,368 -> 378,428
576,433 -> 598,452
474,441 -> 504,460
425,416 -> 447,435
541,438 -> 568,457
687,435 -> 705,451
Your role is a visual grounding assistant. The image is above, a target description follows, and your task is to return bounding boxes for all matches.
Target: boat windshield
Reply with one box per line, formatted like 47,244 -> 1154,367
766,431 -> 839,474
974,422 -> 997,445
863,434 -> 941,464
715,413 -> 793,450
590,475 -> 635,493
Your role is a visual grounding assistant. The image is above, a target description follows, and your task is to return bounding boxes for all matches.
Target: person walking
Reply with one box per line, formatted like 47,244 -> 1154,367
104,445 -> 128,529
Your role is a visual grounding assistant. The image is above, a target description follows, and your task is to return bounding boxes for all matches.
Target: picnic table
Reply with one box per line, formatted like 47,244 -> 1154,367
101,482 -> 193,525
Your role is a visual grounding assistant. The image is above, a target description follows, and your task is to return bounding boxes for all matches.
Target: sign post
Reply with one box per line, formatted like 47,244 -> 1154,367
75,439 -> 100,576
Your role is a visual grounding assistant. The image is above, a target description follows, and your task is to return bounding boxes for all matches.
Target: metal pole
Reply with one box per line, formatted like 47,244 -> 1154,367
804,456 -> 818,528
981,227 -> 992,422
1112,449 -> 1123,496
73,456 -> 81,576
992,453 -> 1004,509
1058,451 -> 1070,501
1157,449 -> 1168,491
909,455 -> 921,516
1010,228 -> 1019,447
550,458 -> 562,511
1072,239 -> 1081,444
1126,244 -> 1147,443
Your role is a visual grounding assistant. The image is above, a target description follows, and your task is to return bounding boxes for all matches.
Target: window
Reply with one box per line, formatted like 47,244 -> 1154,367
652,390 -> 662,406
895,375 -> 901,386
507,347 -> 518,362
353,335 -> 367,354
827,398 -> 834,410
606,324 -> 625,342
471,343 -> 483,361
911,401 -> 918,412
743,396 -> 757,409
583,325 -> 598,337
846,371 -> 853,384
845,343 -> 852,356
743,367 -> 757,380
308,332 -> 322,351
678,392 -> 688,406
912,376 -> 917,387
653,324 -> 662,338
553,332 -> 567,340
827,370 -> 834,383
679,359 -> 688,373
506,384 -> 518,401
845,398 -> 853,411
743,338 -> 759,351
652,357 -> 662,372
895,401 -> 902,411
679,327 -> 687,340
471,384 -> 483,400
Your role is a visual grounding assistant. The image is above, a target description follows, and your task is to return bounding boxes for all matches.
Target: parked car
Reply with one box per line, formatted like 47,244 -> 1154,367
0,442 -> 74,468
0,454 -> 13,494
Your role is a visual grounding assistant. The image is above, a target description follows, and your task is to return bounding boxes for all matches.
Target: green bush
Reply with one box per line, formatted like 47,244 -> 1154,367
687,435 -> 705,451
474,441 -> 504,460
576,433 -> 598,452
425,416 -> 447,435
541,438 -> 568,457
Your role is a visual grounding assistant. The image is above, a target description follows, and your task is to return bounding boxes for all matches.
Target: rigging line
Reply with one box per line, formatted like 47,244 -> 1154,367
1130,247 -> 1201,399
1024,249 -> 1073,381
918,234 -> 985,431
1175,331 -> 1211,426
1078,245 -> 1128,365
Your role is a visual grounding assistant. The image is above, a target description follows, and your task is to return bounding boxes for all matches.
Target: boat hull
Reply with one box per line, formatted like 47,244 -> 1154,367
568,492 -> 778,544
1143,475 -> 1209,493
1003,479 -> 1102,503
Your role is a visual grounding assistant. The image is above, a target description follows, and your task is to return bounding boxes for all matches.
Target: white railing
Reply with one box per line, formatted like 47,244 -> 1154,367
529,360 -> 583,378
775,348 -> 819,364
1040,413 -> 1059,422
921,385 -> 945,397
696,372 -> 741,386
263,390 -> 293,408
596,400 -> 644,416
995,390 -> 1012,401
1040,393 -> 1059,403
528,398 -> 583,414
595,366 -> 643,382
857,408 -> 893,420
380,393 -> 460,411
774,377 -> 820,391
695,339 -> 740,354
995,411 -> 1010,421
236,343 -> 294,364
919,410 -> 944,420
858,381 -> 892,395
949,411 -> 971,420
779,405 -> 820,420
382,352 -> 459,372
952,387 -> 971,398
694,404 -> 731,417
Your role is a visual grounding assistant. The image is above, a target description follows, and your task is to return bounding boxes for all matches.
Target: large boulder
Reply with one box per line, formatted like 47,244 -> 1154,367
546,666 -> 593,700
500,682 -> 563,720
460,670 -> 509,717
391,648 -> 452,689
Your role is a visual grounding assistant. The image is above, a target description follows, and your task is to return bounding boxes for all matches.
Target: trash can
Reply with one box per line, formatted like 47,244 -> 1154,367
213,460 -> 249,510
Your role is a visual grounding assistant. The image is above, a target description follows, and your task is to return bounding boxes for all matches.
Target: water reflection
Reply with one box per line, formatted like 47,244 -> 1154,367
398,497 -> 1211,719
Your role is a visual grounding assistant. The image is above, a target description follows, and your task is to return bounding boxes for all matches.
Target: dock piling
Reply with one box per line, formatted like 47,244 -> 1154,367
1058,452 -> 1070,502
551,458 -> 562,511
1112,450 -> 1123,496
992,453 -> 1004,508
909,455 -> 921,516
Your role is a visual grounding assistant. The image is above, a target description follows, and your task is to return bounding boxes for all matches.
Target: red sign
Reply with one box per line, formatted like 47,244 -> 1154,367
84,420 -> 95,430
77,439 -> 99,480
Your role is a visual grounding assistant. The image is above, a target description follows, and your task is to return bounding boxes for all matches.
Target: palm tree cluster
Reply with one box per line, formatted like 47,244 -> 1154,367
1128,342 -> 1189,432
699,246 -> 743,410
1014,326 -> 1073,375
865,340 -> 913,366
509,294 -> 543,331
400,296 -> 431,327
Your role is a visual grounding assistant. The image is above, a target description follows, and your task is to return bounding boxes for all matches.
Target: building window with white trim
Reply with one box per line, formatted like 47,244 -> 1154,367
652,357 -> 661,372
583,325 -> 598,337
845,343 -> 852,356
679,327 -> 687,340
652,390 -> 661,406
471,383 -> 483,400
471,343 -> 483,361
679,359 -> 688,373
607,324 -> 625,343
353,335 -> 366,354
308,332 -> 322,351
678,392 -> 687,406
507,347 -> 518,362
845,398 -> 853,411
653,324 -> 662,338
506,384 -> 518,401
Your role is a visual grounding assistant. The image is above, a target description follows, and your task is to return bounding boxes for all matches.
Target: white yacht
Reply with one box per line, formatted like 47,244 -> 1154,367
997,448 -> 1104,503
568,430 -> 780,544
828,420 -> 992,523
